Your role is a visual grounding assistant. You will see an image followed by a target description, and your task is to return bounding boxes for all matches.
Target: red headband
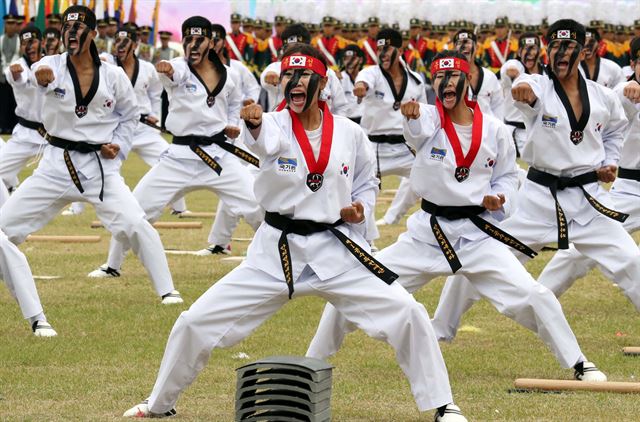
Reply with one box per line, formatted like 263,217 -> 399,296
430,57 -> 470,76
281,54 -> 327,78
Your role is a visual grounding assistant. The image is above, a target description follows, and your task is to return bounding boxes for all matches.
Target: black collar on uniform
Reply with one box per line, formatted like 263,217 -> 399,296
67,54 -> 100,118
549,71 -> 591,138
187,60 -> 227,107
116,55 -> 140,88
580,57 -> 600,82
379,64 -> 408,109
469,60 -> 485,100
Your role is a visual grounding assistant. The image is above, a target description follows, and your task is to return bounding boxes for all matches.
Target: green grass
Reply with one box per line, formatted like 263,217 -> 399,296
0,147 -> 638,421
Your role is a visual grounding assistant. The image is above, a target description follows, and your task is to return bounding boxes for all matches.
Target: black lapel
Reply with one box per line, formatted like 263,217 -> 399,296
550,72 -> 591,136
580,57 -> 601,82
116,56 -> 140,88
188,60 -> 227,106
67,54 -> 100,118
470,63 -> 485,99
380,65 -> 408,105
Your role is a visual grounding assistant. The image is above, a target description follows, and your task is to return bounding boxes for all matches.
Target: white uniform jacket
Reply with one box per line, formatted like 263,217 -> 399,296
611,80 -> 640,197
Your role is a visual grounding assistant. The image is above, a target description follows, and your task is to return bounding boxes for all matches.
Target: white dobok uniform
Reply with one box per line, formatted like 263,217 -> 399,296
260,61 -> 349,115
144,109 -> 455,415
579,57 -> 626,89
341,70 -> 364,120
0,52 -> 176,298
103,57 -> 262,270
432,73 -> 640,341
0,57 -> 47,189
536,80 -> 640,300
308,102 -> 588,373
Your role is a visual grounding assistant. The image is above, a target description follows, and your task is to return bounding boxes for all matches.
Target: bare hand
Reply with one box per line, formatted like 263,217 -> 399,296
100,143 -> 120,159
264,71 -> 279,86
242,98 -> 255,106
340,201 -> 365,224
400,100 -> 421,120
506,67 -> 520,80
623,80 -> 640,103
482,193 -> 506,211
10,63 -> 23,81
511,83 -> 537,105
155,61 -> 174,79
597,165 -> 617,183
145,116 -> 159,125
353,82 -> 368,99
35,66 -> 55,87
224,126 -> 241,139
240,103 -> 263,128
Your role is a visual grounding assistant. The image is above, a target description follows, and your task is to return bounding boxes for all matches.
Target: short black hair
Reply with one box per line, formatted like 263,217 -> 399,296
282,24 -> 311,45
281,42 -> 327,69
211,23 -> 226,40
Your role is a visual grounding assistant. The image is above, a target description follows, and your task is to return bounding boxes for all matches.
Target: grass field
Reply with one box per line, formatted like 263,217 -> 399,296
0,146 -> 639,421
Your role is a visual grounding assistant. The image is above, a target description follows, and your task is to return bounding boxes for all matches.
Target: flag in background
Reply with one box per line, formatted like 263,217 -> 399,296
129,0 -> 137,24
0,0 -> 6,33
21,0 -> 29,22
114,0 -> 125,24
103,0 -> 109,18
45,0 -> 53,15
9,0 -> 19,15
149,0 -> 160,44
35,0 -> 46,30
53,0 -> 60,14
88,0 -> 95,11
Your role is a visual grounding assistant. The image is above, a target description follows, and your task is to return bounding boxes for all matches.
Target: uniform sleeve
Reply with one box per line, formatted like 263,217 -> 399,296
239,63 -> 261,102
158,58 -> 188,88
487,72 -> 505,119
415,78 -> 428,103
499,59 -> 524,90
5,60 -> 27,87
487,122 -> 519,217
243,112 -> 288,159
402,103 -> 440,150
30,55 -> 61,93
350,124 -> 379,236
614,81 -> 640,122
110,67 -> 139,159
226,77 -> 242,127
260,62 -> 280,98
147,66 -> 164,119
327,70 -> 349,116
610,62 -> 626,88
354,66 -> 377,98
601,87 -> 628,167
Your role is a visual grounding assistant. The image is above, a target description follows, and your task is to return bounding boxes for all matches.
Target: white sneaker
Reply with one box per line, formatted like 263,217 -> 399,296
194,244 -> 231,256
123,399 -> 176,418
87,264 -> 121,278
32,321 -> 58,337
161,290 -> 184,305
574,361 -> 607,382
375,218 -> 388,226
434,403 -> 467,422
61,207 -> 78,216
170,209 -> 192,217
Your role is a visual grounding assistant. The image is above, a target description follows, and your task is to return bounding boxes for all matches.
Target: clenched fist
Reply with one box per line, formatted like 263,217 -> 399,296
242,98 -> 255,106
155,61 -> 174,79
35,66 -> 55,87
224,126 -> 241,139
482,193 -> 506,211
9,64 -> 24,81
511,83 -> 537,105
353,82 -> 368,99
100,143 -> 120,159
264,71 -> 279,86
340,201 -> 365,224
597,165 -> 617,183
400,100 -> 421,120
240,103 -> 263,128
623,80 -> 640,103
506,67 -> 520,81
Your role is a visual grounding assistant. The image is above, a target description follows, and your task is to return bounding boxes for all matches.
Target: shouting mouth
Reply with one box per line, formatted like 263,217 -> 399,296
289,88 -> 307,107
68,36 -> 79,50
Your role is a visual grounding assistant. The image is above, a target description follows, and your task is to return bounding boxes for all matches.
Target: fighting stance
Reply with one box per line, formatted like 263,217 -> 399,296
432,20 -> 639,342
308,51 -> 607,384
0,6 -> 181,305
123,44 -> 467,422
580,28 -> 626,88
88,16 -> 262,274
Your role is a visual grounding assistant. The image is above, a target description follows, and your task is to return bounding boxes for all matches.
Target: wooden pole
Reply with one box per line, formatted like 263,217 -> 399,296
178,211 -> 215,219
27,235 -> 101,243
623,347 -> 640,355
514,378 -> 640,393
91,221 -> 202,229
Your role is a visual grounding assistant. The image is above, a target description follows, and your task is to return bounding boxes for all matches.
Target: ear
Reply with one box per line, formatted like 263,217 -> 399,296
578,48 -> 587,61
318,76 -> 328,91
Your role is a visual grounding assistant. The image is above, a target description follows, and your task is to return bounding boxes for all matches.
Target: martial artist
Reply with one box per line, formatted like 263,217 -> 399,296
123,44 -> 467,422
0,26 -> 47,191
580,28 -> 626,88
0,6 -> 181,305
432,20 -> 639,344
308,51 -> 607,384
87,16 -> 262,273
260,24 -> 349,115
536,38 -> 640,303
43,27 -> 62,55
340,44 -> 365,124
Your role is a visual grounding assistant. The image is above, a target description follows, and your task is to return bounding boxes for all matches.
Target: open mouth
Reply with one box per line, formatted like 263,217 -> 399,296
68,36 -> 79,49
555,59 -> 569,70
290,90 -> 307,107
189,51 -> 201,61
443,89 -> 457,103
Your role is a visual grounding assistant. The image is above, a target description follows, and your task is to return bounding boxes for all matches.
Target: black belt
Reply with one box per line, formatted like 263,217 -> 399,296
46,134 -> 105,201
504,120 -> 526,130
527,167 -> 628,249
172,133 -> 260,173
139,114 -> 149,123
17,117 -> 47,138
369,134 -> 415,189
421,199 -> 537,273
264,212 -> 398,299
618,167 -> 640,181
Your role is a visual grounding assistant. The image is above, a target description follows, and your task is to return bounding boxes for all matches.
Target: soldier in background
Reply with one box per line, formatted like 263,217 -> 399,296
46,14 -> 62,31
137,25 -> 155,62
358,17 -> 380,66
153,30 -> 179,130
0,14 -> 20,134
95,19 -> 112,54
482,16 -> 517,73
267,15 -> 285,63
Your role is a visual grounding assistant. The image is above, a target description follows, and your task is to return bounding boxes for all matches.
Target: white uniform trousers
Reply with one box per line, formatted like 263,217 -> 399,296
147,263 -> 453,414
0,125 -> 41,188
308,234 -> 585,370
0,178 -> 9,207
432,205 -> 640,341
504,123 -> 526,156
0,228 -> 44,319
537,189 -> 640,302
106,154 -> 262,270
0,167 -> 175,297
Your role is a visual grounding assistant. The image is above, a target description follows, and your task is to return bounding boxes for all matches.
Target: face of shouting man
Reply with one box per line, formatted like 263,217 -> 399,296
62,19 -> 94,56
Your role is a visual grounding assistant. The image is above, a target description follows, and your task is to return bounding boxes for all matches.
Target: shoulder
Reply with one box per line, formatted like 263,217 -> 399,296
407,68 -> 424,85
139,59 -> 156,72
482,67 -> 499,80
263,61 -> 281,74
601,58 -> 622,71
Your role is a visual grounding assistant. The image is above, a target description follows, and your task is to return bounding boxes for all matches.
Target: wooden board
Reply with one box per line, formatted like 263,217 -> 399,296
91,221 -> 202,229
623,347 -> 640,355
178,211 -> 215,219
27,235 -> 101,243
514,378 -> 640,393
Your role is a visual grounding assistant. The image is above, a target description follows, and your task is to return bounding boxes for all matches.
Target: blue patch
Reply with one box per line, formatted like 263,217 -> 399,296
277,157 -> 297,173
54,88 -> 66,99
542,114 -> 557,128
429,147 -> 446,162
186,83 -> 197,93
374,90 -> 384,99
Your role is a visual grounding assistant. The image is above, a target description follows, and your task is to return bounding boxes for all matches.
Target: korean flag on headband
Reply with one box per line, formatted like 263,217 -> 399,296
289,55 -> 307,67
68,13 -> 79,21
439,58 -> 455,69
557,30 -> 571,39
190,27 -> 202,36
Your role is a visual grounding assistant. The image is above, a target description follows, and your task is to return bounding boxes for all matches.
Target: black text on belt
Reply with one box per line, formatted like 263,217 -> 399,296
46,134 -> 105,201
527,167 -> 628,249
17,117 -> 47,138
618,167 -> 640,182
421,199 -> 537,273
264,212 -> 398,299
172,133 -> 260,173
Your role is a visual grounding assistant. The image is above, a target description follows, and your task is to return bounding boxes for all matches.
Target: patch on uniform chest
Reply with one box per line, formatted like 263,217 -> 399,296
484,157 -> 496,168
186,83 -> 197,93
103,98 -> 114,110
374,90 -> 384,99
75,105 -> 88,118
541,114 -> 558,129
277,157 -> 297,173
429,147 -> 447,162
54,88 -> 66,99
340,162 -> 349,176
